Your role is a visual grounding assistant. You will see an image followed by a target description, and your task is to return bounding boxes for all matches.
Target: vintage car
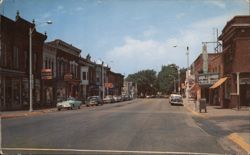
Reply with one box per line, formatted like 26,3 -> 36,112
103,95 -> 115,104
56,97 -> 82,111
85,96 -> 103,106
169,94 -> 183,105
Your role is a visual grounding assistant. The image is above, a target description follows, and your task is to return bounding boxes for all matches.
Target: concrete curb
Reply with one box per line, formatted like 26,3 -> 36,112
1,109 -> 56,119
228,133 -> 250,154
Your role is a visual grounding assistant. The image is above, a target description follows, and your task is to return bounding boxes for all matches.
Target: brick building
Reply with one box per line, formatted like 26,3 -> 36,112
107,70 -> 124,96
46,39 -> 81,101
215,15 -> 250,108
190,52 -> 221,102
42,43 -> 57,106
0,12 -> 47,110
208,53 -> 223,105
78,55 -> 97,99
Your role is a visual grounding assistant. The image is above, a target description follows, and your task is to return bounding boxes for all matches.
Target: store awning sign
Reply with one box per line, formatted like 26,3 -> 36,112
64,73 -> 73,81
198,73 -> 219,86
105,83 -> 113,88
41,69 -> 52,80
240,78 -> 250,84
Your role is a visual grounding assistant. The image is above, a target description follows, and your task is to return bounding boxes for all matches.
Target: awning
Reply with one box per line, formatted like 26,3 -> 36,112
210,77 -> 228,89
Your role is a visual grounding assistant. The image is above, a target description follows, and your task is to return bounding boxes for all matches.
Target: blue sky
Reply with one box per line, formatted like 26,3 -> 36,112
2,0 -> 249,75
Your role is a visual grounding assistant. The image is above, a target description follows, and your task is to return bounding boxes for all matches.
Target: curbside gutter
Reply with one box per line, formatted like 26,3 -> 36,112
2,109 -> 56,119
228,133 -> 250,154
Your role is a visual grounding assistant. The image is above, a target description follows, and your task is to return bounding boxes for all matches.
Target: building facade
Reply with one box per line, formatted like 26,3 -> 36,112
217,15 -> 250,108
107,70 -> 124,96
42,43 -> 57,106
46,39 -> 81,101
190,52 -> 221,103
0,12 -> 47,110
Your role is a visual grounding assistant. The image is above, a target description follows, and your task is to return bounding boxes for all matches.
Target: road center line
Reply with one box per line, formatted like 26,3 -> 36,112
2,147 -> 225,155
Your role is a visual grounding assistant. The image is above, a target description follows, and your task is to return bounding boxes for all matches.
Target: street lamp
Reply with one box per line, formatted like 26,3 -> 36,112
29,20 -> 52,112
173,45 -> 190,99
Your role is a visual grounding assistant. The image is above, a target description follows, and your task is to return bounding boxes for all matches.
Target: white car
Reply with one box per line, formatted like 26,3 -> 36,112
169,94 -> 183,105
57,97 -> 82,111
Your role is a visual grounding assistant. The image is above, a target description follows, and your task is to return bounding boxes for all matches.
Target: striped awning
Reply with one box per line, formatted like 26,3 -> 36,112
210,77 -> 228,89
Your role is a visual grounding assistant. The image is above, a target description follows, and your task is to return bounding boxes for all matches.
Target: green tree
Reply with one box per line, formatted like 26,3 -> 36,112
126,69 -> 158,96
158,64 -> 179,94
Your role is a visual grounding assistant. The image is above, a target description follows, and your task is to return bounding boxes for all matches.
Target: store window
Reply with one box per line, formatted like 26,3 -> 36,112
13,80 -> 21,105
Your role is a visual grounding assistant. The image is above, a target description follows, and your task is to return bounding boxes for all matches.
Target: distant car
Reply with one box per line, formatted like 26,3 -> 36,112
57,97 -> 82,111
169,94 -> 183,105
113,95 -> 122,102
86,96 -> 103,106
103,95 -> 114,104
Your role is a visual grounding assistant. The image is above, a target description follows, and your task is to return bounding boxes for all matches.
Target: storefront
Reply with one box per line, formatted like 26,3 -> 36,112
239,74 -> 250,106
0,69 -> 28,110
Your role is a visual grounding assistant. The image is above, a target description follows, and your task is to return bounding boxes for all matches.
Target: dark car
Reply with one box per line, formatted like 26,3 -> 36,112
85,96 -> 103,106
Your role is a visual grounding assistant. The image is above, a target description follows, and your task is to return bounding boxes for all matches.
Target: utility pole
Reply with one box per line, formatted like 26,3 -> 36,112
186,46 -> 190,102
178,69 -> 180,94
0,1 -> 3,153
102,61 -> 105,99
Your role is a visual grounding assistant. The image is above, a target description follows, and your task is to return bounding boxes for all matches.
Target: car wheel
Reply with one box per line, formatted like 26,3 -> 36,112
57,108 -> 61,111
71,104 -> 74,110
78,105 -> 81,109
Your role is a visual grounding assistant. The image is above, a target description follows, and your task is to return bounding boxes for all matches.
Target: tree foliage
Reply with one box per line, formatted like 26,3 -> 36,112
126,64 -> 187,96
126,69 -> 158,96
158,64 -> 178,94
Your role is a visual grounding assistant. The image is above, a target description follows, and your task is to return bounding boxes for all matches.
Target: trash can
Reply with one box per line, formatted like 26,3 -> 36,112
199,98 -> 207,113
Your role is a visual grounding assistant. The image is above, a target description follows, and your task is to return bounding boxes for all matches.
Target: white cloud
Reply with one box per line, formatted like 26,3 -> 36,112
105,12 -> 244,75
105,37 -> 180,74
204,0 -> 226,9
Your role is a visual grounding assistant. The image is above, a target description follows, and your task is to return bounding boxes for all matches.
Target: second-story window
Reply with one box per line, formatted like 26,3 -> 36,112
82,72 -> 87,80
13,46 -> 19,69
24,50 -> 28,69
34,53 -> 37,71
52,61 -> 54,77
0,43 -> 6,66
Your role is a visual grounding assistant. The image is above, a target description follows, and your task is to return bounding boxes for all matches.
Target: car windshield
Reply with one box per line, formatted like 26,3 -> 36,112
1,0 -> 249,155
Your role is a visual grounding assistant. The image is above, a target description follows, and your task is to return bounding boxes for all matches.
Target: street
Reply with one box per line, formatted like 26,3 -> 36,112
1,99 -> 242,154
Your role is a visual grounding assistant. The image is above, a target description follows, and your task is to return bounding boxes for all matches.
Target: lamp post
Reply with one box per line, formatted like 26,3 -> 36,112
173,45 -> 190,98
29,20 -> 52,112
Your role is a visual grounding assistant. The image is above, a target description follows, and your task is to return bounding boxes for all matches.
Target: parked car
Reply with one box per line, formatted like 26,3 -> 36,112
103,95 -> 114,104
57,97 -> 82,111
113,95 -> 122,102
122,95 -> 129,101
169,94 -> 183,105
86,96 -> 103,106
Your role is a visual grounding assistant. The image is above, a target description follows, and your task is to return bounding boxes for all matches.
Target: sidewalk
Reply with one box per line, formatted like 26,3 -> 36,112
1,108 -> 57,119
183,98 -> 250,154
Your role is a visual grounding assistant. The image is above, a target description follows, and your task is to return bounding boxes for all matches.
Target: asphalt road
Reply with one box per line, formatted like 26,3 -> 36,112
1,99 -> 237,154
